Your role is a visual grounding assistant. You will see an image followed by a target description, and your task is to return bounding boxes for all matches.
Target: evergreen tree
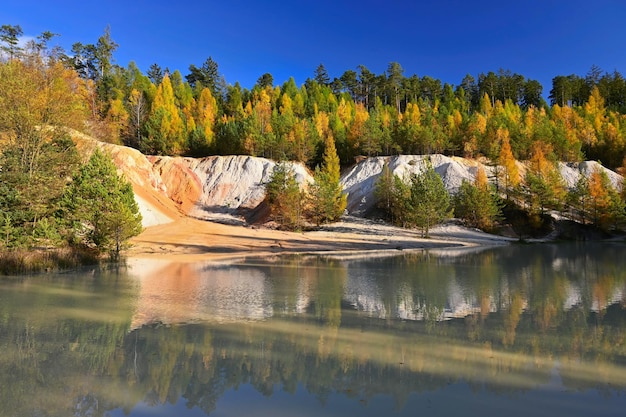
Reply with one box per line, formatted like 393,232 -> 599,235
147,63 -> 164,85
408,162 -> 452,237
186,57 -> 220,96
264,162 -> 304,230
454,166 -> 502,231
374,160 -> 406,224
567,175 -> 592,224
314,63 -> 330,86
0,24 -> 23,59
62,149 -> 142,258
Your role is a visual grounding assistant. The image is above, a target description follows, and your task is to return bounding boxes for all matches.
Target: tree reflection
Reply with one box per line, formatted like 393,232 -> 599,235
1,243 -> 626,416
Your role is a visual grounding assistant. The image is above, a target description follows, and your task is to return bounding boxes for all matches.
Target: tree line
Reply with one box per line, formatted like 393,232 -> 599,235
3,25 -> 625,169
2,24 -> 626,245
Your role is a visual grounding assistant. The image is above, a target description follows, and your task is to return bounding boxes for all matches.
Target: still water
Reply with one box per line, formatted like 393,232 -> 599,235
1,243 -> 626,416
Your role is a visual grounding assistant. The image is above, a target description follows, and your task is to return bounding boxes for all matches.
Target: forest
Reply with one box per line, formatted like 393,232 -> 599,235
1,23 -> 626,265
1,26 -> 624,168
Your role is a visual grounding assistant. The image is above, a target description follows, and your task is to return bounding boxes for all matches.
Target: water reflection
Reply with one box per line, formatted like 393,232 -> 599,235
1,243 -> 626,416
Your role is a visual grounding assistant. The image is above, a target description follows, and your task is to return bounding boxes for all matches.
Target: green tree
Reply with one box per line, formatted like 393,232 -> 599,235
567,175 -> 592,224
256,73 -> 274,89
374,161 -> 419,225
314,63 -> 330,86
454,166 -> 502,231
186,57 -> 220,96
0,24 -> 23,59
264,162 -> 304,230
408,163 -> 452,237
62,149 -> 142,258
147,63 -> 164,85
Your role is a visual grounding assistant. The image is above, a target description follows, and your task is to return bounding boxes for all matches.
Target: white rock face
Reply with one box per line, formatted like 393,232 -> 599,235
134,194 -> 174,227
183,155 -> 312,218
559,161 -> 623,191
342,155 -> 624,216
83,126 -> 623,226
341,154 -> 481,215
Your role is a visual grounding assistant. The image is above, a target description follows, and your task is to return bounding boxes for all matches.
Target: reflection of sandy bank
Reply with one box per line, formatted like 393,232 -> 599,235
128,258 -> 273,329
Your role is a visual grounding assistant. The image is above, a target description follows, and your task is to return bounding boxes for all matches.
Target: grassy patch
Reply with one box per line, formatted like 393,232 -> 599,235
0,247 -> 100,275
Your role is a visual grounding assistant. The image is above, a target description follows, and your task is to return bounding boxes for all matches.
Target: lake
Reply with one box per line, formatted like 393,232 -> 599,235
1,242 -> 626,416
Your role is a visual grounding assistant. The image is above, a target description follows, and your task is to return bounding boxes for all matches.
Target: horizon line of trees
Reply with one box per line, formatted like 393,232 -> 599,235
2,24 -> 626,171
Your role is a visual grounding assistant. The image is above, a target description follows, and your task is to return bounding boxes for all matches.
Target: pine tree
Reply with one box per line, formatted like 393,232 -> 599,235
375,161 -> 395,220
62,149 -> 142,258
264,162 -> 303,230
0,24 -> 23,60
454,166 -> 502,231
408,162 -> 452,237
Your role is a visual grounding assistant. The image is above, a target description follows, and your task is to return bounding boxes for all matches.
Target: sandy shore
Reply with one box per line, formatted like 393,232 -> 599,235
125,215 -> 514,262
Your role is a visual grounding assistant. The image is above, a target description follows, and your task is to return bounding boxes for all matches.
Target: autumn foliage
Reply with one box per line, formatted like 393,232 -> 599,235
2,25 -> 626,236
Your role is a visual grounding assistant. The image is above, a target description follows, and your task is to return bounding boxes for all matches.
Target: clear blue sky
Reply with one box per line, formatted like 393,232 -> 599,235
3,0 -> 626,95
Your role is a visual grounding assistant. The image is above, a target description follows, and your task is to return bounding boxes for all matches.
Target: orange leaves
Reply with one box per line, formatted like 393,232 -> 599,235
347,102 -> 369,151
498,127 -> 520,190
474,165 -> 489,190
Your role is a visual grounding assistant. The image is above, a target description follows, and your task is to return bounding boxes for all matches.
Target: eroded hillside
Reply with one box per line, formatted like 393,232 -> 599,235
70,132 -> 623,229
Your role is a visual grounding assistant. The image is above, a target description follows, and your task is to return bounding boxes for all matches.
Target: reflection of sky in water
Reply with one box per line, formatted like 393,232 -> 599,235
108,379 -> 626,417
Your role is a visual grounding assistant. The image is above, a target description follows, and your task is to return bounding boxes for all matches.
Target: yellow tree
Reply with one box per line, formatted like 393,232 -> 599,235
314,110 -> 333,145
146,74 -> 185,154
525,142 -> 566,215
475,165 -> 489,190
105,97 -> 129,144
399,102 -> 422,153
588,168 -> 625,230
497,127 -> 519,199
194,87 -> 218,147
307,134 -> 347,225
463,112 -> 486,157
287,118 -> 314,163
347,102 -> 369,154
0,59 -> 87,177
336,97 -> 354,127
550,104 -> 584,161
